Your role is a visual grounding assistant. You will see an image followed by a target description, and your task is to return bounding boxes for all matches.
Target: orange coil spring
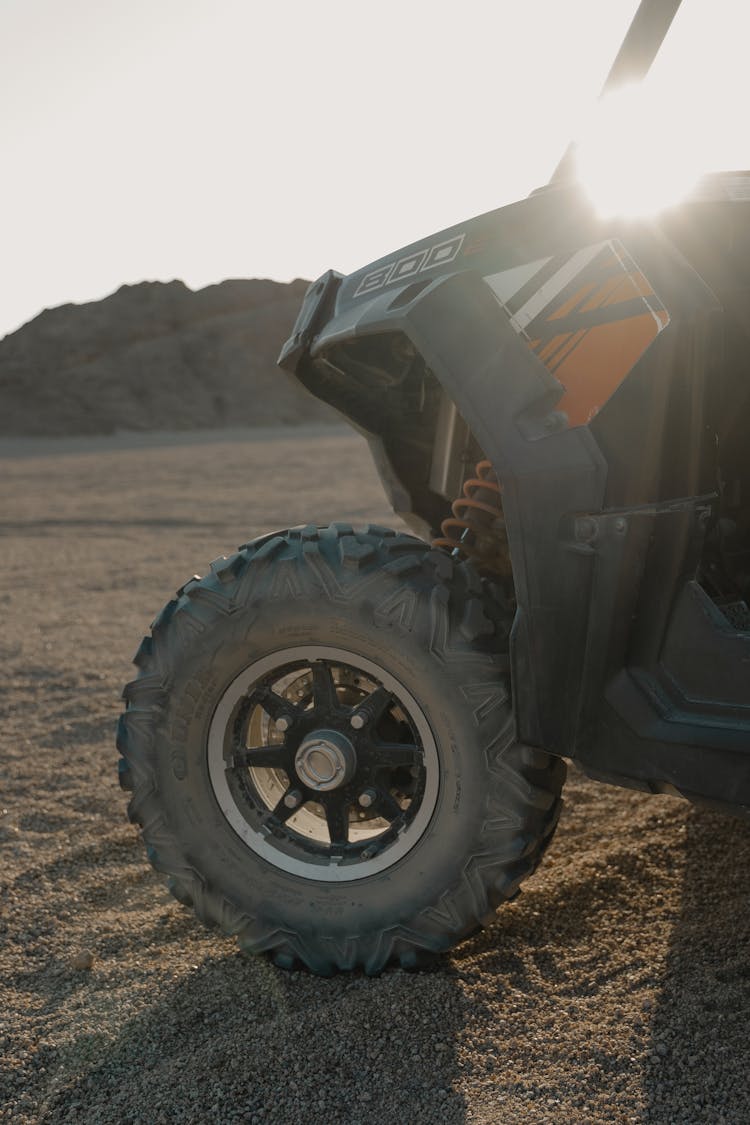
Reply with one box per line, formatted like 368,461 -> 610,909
432,459 -> 506,569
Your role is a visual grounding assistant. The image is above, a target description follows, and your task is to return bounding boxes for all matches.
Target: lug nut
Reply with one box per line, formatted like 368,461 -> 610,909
350,712 -> 367,730
276,716 -> 291,732
358,789 -> 377,808
283,789 -> 303,809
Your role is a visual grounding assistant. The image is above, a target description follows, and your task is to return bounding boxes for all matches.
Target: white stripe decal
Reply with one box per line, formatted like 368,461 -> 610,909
508,242 -> 606,333
484,257 -> 551,306
608,241 -> 670,337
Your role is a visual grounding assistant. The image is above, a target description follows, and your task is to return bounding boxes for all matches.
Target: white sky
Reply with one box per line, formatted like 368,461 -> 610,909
2,0 -> 747,339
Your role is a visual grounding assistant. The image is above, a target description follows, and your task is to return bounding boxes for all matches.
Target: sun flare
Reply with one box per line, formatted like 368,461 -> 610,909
575,83 -> 704,218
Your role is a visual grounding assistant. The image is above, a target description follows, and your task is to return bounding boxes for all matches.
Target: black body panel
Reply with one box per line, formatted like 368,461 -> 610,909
279,176 -> 750,816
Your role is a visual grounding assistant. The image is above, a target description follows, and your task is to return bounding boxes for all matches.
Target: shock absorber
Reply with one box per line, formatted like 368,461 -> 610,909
432,460 -> 511,578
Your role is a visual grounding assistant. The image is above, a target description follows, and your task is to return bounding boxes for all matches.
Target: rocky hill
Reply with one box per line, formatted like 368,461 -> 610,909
0,279 -> 339,436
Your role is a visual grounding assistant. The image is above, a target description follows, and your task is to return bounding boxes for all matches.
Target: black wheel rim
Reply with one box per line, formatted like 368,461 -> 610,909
207,646 -> 440,882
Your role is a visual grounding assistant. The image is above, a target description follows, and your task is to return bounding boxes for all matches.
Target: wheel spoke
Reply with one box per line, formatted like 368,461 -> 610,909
374,789 -> 404,823
311,661 -> 338,713
354,685 -> 394,725
252,686 -> 295,723
371,742 -> 421,769
270,789 -> 305,824
233,744 -> 289,769
324,797 -> 350,845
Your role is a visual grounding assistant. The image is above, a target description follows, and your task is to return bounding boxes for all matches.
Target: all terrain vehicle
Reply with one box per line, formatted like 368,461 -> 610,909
118,0 -> 750,973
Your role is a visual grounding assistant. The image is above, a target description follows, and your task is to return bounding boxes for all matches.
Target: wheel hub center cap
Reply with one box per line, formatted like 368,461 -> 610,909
295,729 -> 357,792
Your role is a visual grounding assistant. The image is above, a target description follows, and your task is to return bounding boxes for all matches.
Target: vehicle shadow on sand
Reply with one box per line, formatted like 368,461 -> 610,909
643,807 -> 750,1122
36,950 -> 468,1124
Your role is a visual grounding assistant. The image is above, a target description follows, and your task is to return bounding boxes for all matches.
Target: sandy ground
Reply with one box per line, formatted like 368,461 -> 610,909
2,427 -> 749,1125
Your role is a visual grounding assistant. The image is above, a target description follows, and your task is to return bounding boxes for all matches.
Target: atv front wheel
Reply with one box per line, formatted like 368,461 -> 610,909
117,523 -> 564,974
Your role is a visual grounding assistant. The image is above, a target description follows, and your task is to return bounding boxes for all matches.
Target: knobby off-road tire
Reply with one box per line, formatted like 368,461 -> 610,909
117,523 -> 565,974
